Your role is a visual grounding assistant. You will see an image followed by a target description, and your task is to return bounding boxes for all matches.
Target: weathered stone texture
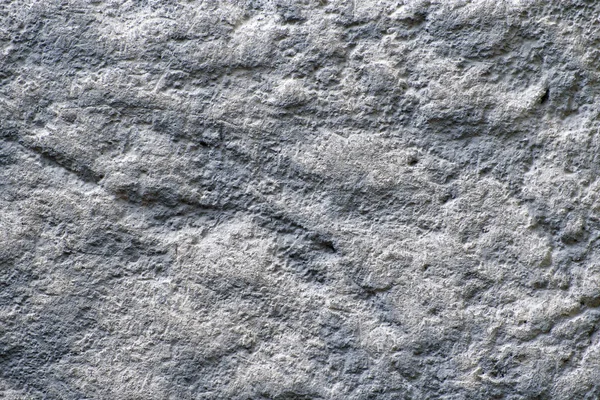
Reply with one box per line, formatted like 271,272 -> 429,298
2,1 -> 600,399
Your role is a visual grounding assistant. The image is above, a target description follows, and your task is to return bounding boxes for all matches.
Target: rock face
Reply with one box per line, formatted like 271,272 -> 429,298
2,0 -> 600,398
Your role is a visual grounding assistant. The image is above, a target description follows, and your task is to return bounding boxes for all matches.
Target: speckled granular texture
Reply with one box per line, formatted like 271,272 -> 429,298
2,1 -> 600,399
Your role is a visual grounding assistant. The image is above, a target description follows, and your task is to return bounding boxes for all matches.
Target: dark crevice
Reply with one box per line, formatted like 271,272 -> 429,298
540,88 -> 550,104
17,140 -> 103,184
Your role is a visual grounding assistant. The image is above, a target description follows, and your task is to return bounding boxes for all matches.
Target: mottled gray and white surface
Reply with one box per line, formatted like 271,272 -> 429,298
2,0 -> 600,398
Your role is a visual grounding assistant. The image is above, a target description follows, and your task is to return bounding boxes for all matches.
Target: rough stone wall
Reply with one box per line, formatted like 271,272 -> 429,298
1,0 -> 600,399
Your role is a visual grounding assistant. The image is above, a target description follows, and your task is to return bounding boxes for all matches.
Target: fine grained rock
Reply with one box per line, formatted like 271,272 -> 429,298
1,0 -> 600,398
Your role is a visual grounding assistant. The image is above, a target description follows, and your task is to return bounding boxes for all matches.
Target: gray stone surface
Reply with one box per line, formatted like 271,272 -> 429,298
1,0 -> 600,398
